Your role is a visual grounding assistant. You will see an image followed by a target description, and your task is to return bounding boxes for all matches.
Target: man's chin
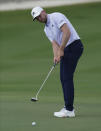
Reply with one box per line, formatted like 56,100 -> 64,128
40,20 -> 46,23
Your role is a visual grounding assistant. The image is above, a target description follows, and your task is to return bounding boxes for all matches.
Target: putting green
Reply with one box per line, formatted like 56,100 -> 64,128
0,2 -> 101,131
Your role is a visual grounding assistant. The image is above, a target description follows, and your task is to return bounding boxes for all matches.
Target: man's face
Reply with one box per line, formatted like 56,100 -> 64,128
36,11 -> 47,23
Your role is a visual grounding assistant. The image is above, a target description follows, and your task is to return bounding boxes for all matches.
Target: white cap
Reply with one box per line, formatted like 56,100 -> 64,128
31,6 -> 43,20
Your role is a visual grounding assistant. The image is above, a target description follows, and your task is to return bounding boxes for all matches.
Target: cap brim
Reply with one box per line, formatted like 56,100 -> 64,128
33,18 -> 36,21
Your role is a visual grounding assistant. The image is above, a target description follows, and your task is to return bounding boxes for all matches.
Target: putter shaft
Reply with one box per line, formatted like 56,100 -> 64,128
35,64 -> 55,99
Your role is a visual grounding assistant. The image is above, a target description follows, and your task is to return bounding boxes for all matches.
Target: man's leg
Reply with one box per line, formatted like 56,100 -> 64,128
61,40 -> 83,111
54,40 -> 83,117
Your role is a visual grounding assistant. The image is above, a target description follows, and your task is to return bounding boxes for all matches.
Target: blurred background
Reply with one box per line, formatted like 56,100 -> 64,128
0,0 -> 101,10
0,0 -> 101,131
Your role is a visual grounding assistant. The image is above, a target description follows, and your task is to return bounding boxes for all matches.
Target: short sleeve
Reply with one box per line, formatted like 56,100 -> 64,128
46,34 -> 53,42
44,28 -> 54,42
53,13 -> 67,28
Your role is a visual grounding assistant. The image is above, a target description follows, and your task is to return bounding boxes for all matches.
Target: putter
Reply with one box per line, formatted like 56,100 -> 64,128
31,63 -> 56,102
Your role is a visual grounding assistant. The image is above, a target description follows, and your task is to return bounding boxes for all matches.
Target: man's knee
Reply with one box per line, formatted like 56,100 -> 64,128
63,74 -> 73,82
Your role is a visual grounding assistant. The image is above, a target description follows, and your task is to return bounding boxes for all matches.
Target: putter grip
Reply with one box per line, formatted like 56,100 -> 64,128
53,56 -> 64,67
53,62 -> 57,67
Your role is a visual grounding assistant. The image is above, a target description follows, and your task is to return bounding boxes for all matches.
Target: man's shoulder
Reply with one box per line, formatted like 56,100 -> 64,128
49,12 -> 64,17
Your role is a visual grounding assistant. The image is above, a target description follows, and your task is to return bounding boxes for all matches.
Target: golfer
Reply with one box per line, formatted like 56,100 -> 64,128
31,7 -> 83,117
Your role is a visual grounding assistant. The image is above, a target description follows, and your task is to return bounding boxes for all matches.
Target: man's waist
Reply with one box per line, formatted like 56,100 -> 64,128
66,39 -> 80,47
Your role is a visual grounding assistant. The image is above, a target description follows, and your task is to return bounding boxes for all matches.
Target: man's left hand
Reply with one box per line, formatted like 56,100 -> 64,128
57,48 -> 64,63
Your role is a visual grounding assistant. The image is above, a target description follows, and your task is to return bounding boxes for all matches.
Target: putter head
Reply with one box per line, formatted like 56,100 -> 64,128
31,97 -> 38,102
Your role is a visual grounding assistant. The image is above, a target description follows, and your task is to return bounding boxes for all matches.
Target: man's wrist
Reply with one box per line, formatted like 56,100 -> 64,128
60,45 -> 65,50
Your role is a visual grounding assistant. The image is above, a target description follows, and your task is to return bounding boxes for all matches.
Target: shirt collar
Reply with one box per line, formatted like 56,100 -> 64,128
46,14 -> 50,26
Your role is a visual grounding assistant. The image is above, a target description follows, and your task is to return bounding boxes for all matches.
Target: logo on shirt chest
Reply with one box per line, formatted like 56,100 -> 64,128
52,24 -> 54,27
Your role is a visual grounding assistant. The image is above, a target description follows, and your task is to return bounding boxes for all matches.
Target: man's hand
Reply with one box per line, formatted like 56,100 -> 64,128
54,48 -> 64,64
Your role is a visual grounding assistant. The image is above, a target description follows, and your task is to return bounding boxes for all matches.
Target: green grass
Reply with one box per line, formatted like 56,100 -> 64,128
0,2 -> 101,131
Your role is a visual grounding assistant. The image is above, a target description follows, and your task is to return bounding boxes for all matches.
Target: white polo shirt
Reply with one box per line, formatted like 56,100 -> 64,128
44,13 -> 80,47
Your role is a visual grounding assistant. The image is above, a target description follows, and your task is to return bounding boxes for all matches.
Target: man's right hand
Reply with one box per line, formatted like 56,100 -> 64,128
54,57 -> 58,64
53,47 -> 64,64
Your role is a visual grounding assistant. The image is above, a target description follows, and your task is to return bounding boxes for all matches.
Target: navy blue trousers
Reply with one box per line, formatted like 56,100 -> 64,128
60,40 -> 84,111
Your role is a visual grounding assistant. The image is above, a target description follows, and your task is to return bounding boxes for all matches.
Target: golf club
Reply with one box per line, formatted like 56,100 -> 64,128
31,63 -> 56,102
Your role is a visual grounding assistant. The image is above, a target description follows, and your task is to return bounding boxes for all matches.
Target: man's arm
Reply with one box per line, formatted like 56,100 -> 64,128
54,23 -> 71,63
52,41 -> 60,64
51,23 -> 71,63
60,23 -> 71,50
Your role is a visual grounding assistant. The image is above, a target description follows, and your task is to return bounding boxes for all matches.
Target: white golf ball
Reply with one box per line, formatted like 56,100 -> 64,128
32,122 -> 36,126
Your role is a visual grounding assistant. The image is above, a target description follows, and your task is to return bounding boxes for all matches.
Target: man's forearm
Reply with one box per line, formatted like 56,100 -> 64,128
60,32 -> 70,50
52,41 -> 60,57
60,23 -> 71,50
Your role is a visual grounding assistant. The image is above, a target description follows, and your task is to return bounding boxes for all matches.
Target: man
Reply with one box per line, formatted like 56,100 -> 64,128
31,6 -> 83,118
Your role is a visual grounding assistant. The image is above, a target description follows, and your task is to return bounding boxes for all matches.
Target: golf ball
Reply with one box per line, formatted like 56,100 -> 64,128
32,122 -> 36,126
